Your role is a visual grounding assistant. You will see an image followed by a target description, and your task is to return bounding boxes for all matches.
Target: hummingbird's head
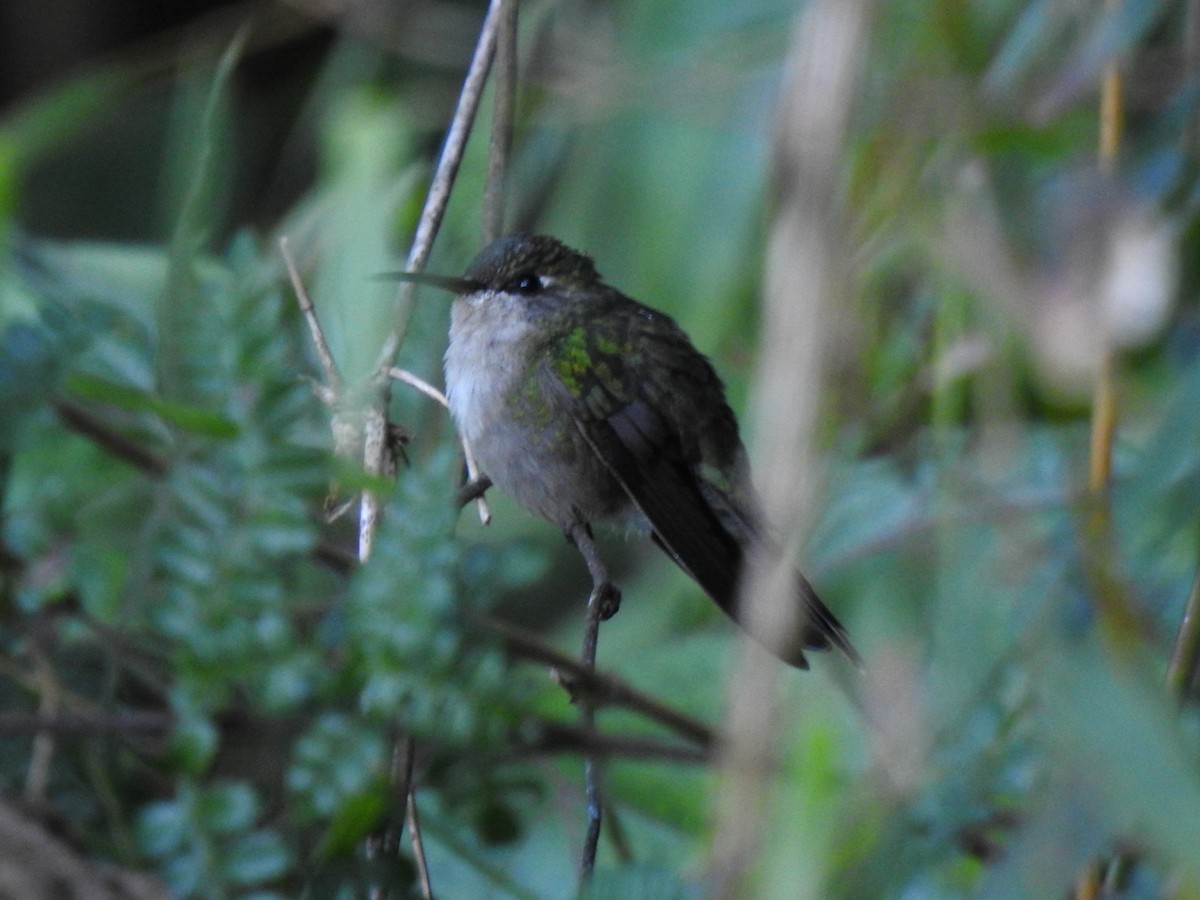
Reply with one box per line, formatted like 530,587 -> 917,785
378,235 -> 602,298
463,234 -> 602,296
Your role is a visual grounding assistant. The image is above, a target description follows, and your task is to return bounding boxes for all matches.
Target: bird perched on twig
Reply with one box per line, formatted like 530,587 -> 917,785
391,234 -> 858,669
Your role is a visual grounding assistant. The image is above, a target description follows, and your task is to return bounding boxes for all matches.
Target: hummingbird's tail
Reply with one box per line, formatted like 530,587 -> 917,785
651,529 -> 858,669
578,399 -> 859,669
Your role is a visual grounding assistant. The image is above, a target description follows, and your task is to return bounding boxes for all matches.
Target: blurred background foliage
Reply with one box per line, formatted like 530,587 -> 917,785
1,0 -> 1200,897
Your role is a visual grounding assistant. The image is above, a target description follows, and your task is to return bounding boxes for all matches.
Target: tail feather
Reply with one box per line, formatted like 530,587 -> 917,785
576,401 -> 858,668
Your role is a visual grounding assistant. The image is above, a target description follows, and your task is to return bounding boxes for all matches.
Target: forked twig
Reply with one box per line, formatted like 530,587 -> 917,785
280,235 -> 341,400
356,0 -> 508,562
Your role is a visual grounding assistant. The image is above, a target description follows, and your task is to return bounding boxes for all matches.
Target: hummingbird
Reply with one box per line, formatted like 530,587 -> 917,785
395,234 -> 857,669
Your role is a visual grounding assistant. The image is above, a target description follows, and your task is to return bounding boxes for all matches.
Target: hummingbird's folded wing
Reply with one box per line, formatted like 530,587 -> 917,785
574,397 -> 856,668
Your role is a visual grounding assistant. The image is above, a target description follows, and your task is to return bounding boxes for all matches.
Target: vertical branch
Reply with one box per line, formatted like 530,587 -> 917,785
484,0 -> 518,243
400,738 -> 433,900
384,0 -> 506,348
288,5 -> 514,892
1083,0 -> 1134,660
24,650 -> 59,802
568,524 -> 619,880
1185,0 -> 1200,153
1075,9 -> 1135,896
1169,0 -> 1200,705
1087,21 -> 1121,494
709,1 -> 865,897
360,0 -> 507,561
1168,571 -> 1200,700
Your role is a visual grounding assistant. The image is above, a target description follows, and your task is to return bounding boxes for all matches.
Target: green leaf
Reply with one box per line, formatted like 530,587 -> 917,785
169,712 -> 219,775
65,372 -> 239,437
219,829 -> 292,886
318,791 -> 389,859
136,800 -> 189,858
197,781 -> 259,835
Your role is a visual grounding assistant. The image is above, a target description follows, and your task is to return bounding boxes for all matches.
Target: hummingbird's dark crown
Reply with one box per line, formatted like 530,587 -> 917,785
464,234 -> 602,292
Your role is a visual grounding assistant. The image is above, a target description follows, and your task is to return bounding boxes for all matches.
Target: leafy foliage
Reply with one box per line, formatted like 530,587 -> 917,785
2,0 -> 1200,897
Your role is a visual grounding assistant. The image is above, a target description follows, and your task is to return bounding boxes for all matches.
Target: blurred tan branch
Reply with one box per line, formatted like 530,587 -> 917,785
709,0 -> 867,896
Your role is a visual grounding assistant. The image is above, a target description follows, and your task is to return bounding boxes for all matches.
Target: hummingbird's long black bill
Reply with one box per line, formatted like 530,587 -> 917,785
373,271 -> 483,294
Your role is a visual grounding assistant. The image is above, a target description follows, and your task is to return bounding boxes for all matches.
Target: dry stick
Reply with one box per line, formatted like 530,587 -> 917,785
1076,11 -> 1133,900
1167,570 -> 1200,698
0,712 -> 170,738
1169,0 -> 1200,701
710,1 -> 863,896
510,722 -> 708,765
389,367 -> 491,524
483,0 -> 518,243
394,738 -> 433,900
52,398 -> 168,476
365,4 -> 509,890
1081,0 -> 1135,658
477,614 -> 715,748
566,523 -> 619,879
281,235 -> 342,396
358,0 -> 507,561
24,650 -> 59,802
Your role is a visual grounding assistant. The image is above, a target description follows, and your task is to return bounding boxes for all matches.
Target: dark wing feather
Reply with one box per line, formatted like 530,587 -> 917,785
576,398 -> 858,668
593,401 -> 744,618
539,295 -> 856,667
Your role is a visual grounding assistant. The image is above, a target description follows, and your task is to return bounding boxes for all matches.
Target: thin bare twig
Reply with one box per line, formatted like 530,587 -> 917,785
357,0 -> 508,562
566,524 -> 620,879
390,367 -> 449,407
24,649 -> 59,802
398,738 -> 433,899
1166,7 -> 1200,707
0,712 -> 170,738
378,0 -> 507,370
710,1 -> 865,896
1169,558 -> 1200,701
483,0 -> 518,242
508,721 -> 708,765
52,398 -> 168,476
390,367 -> 491,524
281,235 -> 341,398
476,614 -> 714,748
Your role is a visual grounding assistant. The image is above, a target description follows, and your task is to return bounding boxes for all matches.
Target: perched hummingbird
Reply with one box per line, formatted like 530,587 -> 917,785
399,234 -> 857,669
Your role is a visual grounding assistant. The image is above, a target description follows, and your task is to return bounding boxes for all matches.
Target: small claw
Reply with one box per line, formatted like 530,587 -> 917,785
455,475 -> 492,508
595,582 -> 621,620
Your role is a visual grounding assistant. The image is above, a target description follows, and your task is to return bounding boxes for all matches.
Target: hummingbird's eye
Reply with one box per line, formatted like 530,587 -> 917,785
506,273 -> 543,294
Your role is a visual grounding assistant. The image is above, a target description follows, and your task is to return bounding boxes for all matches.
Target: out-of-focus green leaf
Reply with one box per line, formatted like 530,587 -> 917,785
318,791 -> 389,859
219,829 -> 292,886
196,781 -> 260,835
136,800 -> 190,859
64,372 -> 240,437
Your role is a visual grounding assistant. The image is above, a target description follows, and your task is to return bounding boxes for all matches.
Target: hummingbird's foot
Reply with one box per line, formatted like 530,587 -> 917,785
455,474 -> 492,508
594,581 -> 621,620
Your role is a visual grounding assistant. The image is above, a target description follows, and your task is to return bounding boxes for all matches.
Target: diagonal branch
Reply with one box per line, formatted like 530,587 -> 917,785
356,0 -> 509,562
476,614 -> 715,749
